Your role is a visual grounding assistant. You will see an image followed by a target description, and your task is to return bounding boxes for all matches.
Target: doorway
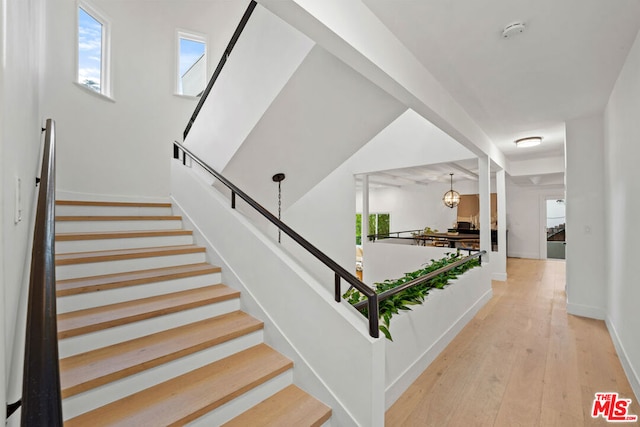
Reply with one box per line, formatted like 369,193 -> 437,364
546,198 -> 566,259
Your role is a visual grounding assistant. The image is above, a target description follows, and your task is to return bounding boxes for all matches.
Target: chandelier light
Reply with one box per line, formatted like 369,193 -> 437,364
442,173 -> 460,209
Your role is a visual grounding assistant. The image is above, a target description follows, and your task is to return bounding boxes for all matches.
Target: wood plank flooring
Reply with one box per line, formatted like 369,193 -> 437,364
386,258 -> 639,427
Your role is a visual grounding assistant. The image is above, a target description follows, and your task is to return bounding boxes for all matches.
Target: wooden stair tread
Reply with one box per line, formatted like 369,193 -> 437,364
58,284 -> 239,339
56,245 -> 205,266
56,229 -> 192,241
56,263 -> 221,297
65,344 -> 293,427
60,311 -> 263,398
222,385 -> 331,427
56,200 -> 172,208
56,215 -> 181,221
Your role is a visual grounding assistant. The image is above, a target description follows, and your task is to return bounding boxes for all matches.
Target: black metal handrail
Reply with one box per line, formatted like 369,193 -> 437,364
173,141 -> 380,337
183,0 -> 257,140
20,119 -> 63,425
352,251 -> 486,311
367,229 -> 423,241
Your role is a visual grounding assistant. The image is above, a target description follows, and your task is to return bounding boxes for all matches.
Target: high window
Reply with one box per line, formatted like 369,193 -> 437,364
177,32 -> 207,96
77,3 -> 110,95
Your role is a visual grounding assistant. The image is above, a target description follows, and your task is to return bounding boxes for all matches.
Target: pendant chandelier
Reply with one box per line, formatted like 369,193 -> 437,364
442,173 -> 460,209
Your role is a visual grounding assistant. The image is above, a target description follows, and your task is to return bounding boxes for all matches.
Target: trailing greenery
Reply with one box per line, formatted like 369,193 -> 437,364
344,251 -> 481,341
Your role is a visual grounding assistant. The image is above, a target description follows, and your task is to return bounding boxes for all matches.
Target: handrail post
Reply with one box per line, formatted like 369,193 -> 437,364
231,191 -> 236,209
368,294 -> 379,338
334,274 -> 340,302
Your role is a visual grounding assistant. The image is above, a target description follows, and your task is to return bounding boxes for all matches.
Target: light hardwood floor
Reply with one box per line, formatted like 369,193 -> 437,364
386,258 -> 639,426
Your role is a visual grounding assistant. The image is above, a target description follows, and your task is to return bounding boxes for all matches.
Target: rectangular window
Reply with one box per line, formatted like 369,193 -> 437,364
356,213 -> 390,244
177,32 -> 207,96
77,3 -> 109,95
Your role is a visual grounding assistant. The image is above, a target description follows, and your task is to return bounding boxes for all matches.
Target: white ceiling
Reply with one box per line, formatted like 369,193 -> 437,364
362,0 -> 640,162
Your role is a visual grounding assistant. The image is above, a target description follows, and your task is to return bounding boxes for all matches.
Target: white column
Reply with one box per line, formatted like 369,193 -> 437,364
362,174 -> 370,241
478,156 -> 491,262
361,175 -> 371,284
494,169 -> 507,280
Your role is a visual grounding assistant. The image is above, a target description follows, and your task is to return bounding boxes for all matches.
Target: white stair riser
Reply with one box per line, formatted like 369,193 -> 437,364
56,205 -> 173,217
57,273 -> 222,313
56,234 -> 194,253
56,252 -> 207,280
56,220 -> 183,233
188,370 -> 294,427
59,299 -> 241,357
62,331 -> 265,421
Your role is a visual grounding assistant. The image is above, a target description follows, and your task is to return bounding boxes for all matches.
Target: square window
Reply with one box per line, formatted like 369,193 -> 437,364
177,33 -> 206,96
77,3 -> 110,96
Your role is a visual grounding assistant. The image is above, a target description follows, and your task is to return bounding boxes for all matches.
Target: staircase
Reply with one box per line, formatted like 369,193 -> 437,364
54,200 -> 331,426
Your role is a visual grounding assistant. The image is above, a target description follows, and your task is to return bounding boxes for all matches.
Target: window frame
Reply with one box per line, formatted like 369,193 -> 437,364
76,0 -> 111,98
175,30 -> 208,97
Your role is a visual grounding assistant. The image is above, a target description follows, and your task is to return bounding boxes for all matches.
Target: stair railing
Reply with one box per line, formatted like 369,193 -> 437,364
173,141 -> 381,337
13,118 -> 63,425
183,0 -> 257,140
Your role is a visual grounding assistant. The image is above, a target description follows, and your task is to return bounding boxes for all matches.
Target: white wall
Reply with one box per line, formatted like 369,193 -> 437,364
505,178 -> 564,259
277,160 -> 358,295
356,180 -> 480,236
1,0 -> 46,414
604,27 -> 640,400
42,0 -> 248,199
362,243 -> 451,285
565,114 -> 606,320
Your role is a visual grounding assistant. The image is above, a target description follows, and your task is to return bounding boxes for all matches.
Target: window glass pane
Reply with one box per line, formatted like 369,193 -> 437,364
378,214 -> 390,237
179,37 -> 206,96
78,7 -> 102,92
355,214 -> 362,245
369,214 -> 376,237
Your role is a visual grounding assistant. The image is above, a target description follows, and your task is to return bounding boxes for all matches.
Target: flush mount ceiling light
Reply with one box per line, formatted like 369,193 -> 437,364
502,22 -> 525,38
515,136 -> 542,148
442,173 -> 460,209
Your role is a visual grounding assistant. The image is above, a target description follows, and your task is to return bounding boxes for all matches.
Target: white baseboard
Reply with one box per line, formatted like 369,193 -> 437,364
605,317 -> 640,404
384,288 -> 493,409
566,302 -> 606,320
56,189 -> 170,203
507,252 -> 541,259
492,272 -> 507,281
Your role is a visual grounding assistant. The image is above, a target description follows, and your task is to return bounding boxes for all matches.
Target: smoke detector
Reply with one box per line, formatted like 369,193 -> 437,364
502,22 -> 525,38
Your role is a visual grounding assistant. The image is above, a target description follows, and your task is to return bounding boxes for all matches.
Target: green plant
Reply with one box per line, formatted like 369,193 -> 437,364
344,251 -> 481,340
